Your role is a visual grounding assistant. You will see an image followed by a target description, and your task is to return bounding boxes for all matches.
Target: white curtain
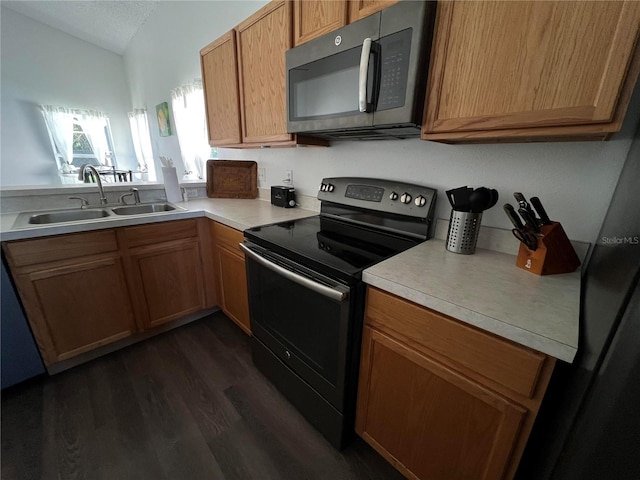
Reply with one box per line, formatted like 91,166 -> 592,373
40,105 -> 74,170
75,110 -> 110,166
128,109 -> 156,181
171,80 -> 209,180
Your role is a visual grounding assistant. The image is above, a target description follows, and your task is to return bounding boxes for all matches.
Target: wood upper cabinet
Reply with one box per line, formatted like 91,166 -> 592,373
211,221 -> 251,335
201,1 -> 326,148
118,219 -> 213,330
357,287 -> 556,480
423,1 -> 640,142
201,31 -> 242,146
3,231 -> 136,366
291,0 -> 400,46
291,0 -> 347,46
348,0 -> 400,23
237,0 -> 292,144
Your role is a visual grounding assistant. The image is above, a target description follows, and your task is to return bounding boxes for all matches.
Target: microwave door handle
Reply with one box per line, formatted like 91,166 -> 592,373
239,243 -> 349,302
358,38 -> 372,113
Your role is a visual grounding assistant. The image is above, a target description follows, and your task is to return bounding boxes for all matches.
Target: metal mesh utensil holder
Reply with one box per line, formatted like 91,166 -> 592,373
446,210 -> 483,254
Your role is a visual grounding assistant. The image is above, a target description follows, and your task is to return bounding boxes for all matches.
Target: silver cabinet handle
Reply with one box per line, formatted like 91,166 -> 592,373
358,38 -> 372,113
239,243 -> 349,302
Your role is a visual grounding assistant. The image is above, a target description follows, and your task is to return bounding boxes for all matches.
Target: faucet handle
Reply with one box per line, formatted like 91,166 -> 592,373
68,196 -> 90,208
130,187 -> 141,204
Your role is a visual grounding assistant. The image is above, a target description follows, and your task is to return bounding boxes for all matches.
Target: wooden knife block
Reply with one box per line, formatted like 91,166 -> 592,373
516,222 -> 581,275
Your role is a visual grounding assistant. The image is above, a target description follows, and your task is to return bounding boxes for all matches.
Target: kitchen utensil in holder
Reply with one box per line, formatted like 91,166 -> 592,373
516,222 -> 580,275
446,210 -> 482,254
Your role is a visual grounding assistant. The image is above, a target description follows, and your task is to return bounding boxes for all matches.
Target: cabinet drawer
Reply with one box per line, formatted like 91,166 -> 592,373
212,221 -> 244,253
122,219 -> 198,248
4,230 -> 118,267
365,287 -> 545,398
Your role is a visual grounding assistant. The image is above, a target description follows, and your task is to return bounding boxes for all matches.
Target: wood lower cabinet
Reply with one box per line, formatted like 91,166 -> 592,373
422,1 -> 640,142
356,287 -> 556,480
211,221 -> 251,335
3,230 -> 136,365
118,219 -> 215,330
3,219 -> 216,367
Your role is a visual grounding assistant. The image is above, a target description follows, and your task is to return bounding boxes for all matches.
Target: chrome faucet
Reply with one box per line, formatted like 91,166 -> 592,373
78,164 -> 108,205
118,187 -> 140,205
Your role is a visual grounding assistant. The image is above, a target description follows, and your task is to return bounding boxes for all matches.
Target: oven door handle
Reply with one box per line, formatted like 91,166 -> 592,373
239,243 -> 349,302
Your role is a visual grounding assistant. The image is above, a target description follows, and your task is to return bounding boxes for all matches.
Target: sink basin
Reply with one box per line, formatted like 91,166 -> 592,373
27,209 -> 110,225
110,203 -> 177,215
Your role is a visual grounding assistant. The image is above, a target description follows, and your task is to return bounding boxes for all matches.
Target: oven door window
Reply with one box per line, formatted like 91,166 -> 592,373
245,253 -> 353,410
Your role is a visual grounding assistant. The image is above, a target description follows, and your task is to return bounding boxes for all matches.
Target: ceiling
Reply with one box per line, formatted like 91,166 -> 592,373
3,0 -> 159,55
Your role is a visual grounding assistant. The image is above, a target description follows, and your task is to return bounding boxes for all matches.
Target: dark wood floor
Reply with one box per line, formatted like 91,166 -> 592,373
1,312 -> 404,480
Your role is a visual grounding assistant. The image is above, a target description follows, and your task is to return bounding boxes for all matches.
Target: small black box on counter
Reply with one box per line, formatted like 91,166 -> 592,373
271,186 -> 296,208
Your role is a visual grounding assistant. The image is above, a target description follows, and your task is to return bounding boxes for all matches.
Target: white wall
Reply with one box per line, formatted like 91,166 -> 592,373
0,7 -> 136,186
124,1 -> 640,244
123,0 -> 268,179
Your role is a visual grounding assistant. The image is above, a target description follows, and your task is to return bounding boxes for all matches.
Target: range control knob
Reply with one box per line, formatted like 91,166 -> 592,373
389,191 -> 399,201
414,195 -> 427,207
319,183 -> 326,192
400,193 -> 412,204
327,183 -> 335,192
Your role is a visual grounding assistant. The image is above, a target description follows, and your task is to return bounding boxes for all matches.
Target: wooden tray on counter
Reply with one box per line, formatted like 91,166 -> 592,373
206,160 -> 258,199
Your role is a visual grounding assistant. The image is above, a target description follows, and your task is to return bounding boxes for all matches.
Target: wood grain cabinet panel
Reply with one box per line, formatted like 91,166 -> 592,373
211,221 -> 251,335
292,0 -> 347,46
348,0 -> 399,23
3,231 -> 135,366
357,287 -> 556,480
423,0 -> 640,142
356,326 -> 526,480
3,219 -> 216,368
237,0 -> 292,144
200,0 -> 328,148
200,31 -> 242,146
125,240 -> 206,329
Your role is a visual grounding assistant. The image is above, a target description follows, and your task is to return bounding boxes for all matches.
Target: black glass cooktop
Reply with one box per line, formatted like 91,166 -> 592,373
244,215 -> 422,282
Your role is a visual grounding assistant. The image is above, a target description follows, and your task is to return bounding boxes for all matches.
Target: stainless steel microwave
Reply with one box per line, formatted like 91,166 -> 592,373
286,1 -> 436,141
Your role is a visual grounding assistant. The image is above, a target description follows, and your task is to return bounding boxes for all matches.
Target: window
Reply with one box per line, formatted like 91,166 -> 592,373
127,109 -> 157,181
40,105 -> 117,175
170,81 -> 210,180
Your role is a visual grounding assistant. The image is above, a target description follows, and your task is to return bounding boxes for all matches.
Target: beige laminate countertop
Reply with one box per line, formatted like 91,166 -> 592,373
1,197 -> 580,363
0,197 -> 317,242
363,240 -> 580,363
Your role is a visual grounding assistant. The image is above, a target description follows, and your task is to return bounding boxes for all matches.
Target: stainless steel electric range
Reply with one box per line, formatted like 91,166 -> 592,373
241,177 -> 437,448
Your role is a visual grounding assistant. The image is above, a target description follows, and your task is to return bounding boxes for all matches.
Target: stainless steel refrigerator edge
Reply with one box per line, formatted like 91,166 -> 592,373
516,112 -> 640,479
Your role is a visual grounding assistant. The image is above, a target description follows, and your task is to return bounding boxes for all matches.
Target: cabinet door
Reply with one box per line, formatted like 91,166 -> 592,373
292,0 -> 347,46
237,0 -> 292,144
201,30 -> 242,146
215,245 -> 251,335
423,1 -> 640,139
348,0 -> 399,23
128,240 -> 206,329
13,255 -> 136,365
356,326 -> 526,480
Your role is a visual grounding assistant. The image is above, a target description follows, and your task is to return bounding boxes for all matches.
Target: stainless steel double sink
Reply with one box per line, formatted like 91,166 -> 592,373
12,202 -> 183,229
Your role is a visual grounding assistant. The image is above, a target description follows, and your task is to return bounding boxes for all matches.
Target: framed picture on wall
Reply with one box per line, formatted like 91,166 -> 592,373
156,102 -> 172,137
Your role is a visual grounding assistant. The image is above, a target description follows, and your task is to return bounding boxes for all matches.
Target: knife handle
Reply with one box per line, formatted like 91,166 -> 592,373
503,203 -> 525,230
518,207 -> 541,234
530,196 -> 552,225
